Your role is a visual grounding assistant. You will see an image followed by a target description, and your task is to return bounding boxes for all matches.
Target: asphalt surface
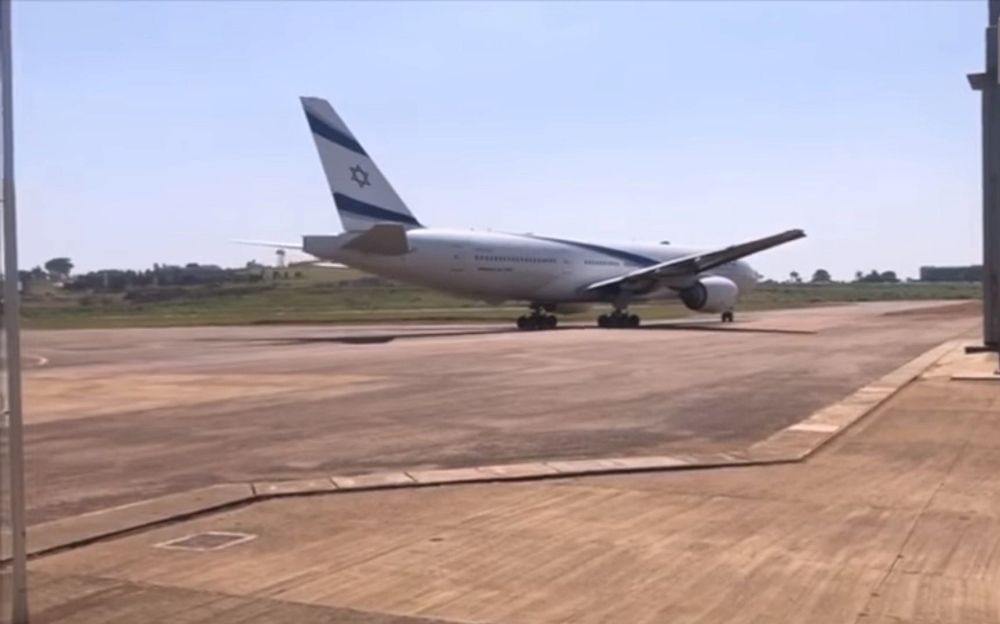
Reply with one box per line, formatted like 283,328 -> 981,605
21,301 -> 978,523
29,341 -> 1000,624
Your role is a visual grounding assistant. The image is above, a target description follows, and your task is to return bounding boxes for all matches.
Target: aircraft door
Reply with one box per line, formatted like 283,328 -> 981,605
449,243 -> 468,272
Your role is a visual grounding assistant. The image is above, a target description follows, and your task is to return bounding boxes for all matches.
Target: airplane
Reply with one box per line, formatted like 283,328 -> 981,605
249,97 -> 805,331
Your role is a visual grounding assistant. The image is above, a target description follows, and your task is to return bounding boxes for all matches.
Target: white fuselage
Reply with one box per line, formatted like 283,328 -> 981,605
307,228 -> 757,307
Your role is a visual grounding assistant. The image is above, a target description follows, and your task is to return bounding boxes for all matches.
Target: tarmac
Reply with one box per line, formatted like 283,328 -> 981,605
11,300 -> 1000,623
20,301 -> 979,524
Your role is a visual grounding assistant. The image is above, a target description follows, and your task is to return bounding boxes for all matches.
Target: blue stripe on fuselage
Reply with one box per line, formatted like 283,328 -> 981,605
306,111 -> 368,157
333,193 -> 422,227
525,235 -> 659,267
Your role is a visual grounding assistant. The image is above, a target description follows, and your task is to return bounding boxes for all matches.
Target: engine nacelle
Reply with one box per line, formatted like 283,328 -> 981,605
678,276 -> 739,313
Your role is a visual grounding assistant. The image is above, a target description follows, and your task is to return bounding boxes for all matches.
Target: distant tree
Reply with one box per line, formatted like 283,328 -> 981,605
854,269 -> 899,284
789,271 -> 802,284
44,257 -> 73,280
857,269 -> 878,283
811,269 -> 832,283
29,266 -> 46,281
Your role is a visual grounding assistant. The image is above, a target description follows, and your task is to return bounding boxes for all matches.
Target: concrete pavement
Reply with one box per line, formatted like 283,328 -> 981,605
20,301 -> 979,524
26,334 -> 1000,623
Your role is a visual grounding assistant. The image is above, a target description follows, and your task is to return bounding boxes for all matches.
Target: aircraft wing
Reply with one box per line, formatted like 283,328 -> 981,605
585,228 -> 805,292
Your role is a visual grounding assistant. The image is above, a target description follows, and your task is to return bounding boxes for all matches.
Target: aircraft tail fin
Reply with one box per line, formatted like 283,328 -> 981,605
300,97 -> 422,232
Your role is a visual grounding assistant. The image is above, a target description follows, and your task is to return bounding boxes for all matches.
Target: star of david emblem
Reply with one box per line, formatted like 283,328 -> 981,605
349,165 -> 371,189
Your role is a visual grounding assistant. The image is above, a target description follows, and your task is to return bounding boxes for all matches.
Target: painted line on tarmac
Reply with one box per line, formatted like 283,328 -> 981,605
10,339 -> 962,563
744,339 -> 961,461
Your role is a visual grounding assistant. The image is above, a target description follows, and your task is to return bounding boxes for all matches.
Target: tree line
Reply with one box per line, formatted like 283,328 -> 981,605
22,256 -> 910,293
18,257 -> 295,294
783,269 -> 900,284
18,257 -> 74,283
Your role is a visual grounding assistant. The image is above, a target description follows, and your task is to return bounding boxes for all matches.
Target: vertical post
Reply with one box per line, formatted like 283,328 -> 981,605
987,1 -> 1000,359
970,0 -> 1000,373
0,0 -> 28,621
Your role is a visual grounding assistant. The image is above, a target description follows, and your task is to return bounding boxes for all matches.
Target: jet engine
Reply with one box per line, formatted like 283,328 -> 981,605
678,276 -> 739,313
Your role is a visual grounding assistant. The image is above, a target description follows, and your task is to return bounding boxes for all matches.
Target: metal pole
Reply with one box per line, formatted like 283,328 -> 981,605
0,0 -> 28,621
986,1 -> 1000,366
969,0 -> 1000,374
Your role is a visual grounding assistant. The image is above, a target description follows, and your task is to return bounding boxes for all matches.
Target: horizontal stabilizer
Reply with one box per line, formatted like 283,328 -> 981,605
232,239 -> 303,250
290,260 -> 349,269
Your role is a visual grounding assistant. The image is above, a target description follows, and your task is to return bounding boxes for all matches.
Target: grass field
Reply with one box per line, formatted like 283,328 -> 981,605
19,267 -> 981,330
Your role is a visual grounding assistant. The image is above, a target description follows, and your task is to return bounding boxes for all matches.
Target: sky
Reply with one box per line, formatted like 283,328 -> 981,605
11,0 -> 989,280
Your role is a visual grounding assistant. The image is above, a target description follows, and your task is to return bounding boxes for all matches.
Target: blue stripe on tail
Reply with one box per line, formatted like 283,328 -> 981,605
306,111 -> 368,157
334,193 -> 422,227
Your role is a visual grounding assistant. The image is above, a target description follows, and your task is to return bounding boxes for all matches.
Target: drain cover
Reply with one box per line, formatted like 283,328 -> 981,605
155,531 -> 256,552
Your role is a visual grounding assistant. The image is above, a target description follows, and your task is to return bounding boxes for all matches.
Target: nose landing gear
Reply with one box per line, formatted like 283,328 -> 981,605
721,311 -> 735,323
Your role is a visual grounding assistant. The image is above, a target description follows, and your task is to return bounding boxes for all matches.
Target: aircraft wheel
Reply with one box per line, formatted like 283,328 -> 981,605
721,311 -> 734,323
517,316 -> 528,330
628,314 -> 640,328
598,314 -> 609,328
546,315 -> 558,329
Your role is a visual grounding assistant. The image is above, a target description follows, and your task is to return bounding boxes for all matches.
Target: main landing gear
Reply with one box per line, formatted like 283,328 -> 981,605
516,308 -> 558,331
597,310 -> 640,328
721,310 -> 735,323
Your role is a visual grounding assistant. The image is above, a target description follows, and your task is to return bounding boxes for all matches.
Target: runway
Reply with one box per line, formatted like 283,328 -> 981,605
21,300 -> 979,524
28,330 -> 1000,624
